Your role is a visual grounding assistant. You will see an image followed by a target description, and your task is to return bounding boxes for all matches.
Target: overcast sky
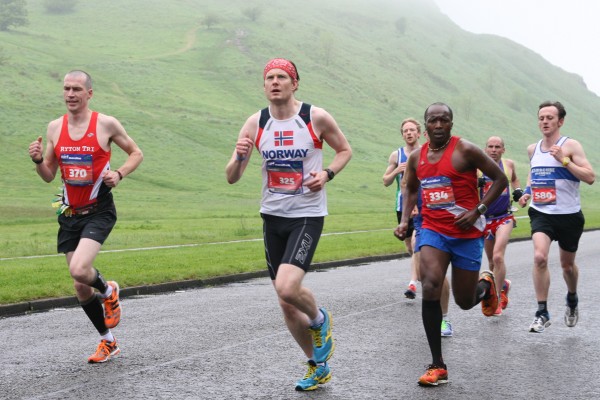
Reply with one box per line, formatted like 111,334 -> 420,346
434,0 -> 600,96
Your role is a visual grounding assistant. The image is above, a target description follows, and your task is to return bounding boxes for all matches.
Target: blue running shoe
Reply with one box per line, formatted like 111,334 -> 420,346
310,307 -> 335,363
441,319 -> 453,337
295,360 -> 331,391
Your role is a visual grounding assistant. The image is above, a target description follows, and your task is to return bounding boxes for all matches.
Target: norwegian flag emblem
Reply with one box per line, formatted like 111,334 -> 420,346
274,130 -> 294,146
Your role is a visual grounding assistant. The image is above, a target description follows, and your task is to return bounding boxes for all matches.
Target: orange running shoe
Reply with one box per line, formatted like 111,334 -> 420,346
418,364 -> 448,386
500,279 -> 511,310
479,270 -> 498,317
104,281 -> 121,329
404,283 -> 417,299
87,339 -> 120,363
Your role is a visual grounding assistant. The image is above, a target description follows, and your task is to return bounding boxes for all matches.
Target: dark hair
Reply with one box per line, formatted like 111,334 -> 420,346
66,70 -> 93,90
424,102 -> 453,121
538,101 -> 566,119
289,60 -> 300,82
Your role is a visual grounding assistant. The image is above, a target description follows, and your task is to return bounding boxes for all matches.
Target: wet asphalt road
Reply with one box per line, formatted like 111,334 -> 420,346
1,231 -> 599,400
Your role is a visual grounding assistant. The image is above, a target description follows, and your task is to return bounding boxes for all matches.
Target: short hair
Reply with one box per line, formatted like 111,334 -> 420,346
401,118 -> 421,133
538,101 -> 566,119
424,102 -> 453,121
66,70 -> 93,90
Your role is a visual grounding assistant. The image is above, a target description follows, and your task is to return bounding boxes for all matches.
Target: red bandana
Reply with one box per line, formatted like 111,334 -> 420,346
263,58 -> 298,81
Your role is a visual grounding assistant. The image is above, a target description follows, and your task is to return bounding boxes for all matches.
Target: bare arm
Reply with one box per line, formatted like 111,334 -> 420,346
554,139 -> 595,185
305,107 -> 352,192
518,144 -> 536,207
225,113 -> 258,184
505,159 -> 522,190
28,120 -> 61,183
100,115 -> 143,188
394,150 -> 419,240
453,140 -> 508,229
382,150 -> 402,187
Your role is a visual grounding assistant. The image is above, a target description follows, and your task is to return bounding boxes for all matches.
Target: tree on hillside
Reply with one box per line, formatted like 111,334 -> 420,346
241,6 -> 262,22
44,0 -> 78,14
0,0 -> 28,31
201,13 -> 220,29
395,17 -> 407,35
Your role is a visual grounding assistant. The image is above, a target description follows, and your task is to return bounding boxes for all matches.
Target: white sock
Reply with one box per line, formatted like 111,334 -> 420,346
101,331 -> 115,343
99,284 -> 113,299
409,280 -> 418,286
310,309 -> 325,327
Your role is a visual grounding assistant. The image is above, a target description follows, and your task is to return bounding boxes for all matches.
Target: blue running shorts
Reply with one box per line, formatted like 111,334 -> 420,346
419,228 -> 483,271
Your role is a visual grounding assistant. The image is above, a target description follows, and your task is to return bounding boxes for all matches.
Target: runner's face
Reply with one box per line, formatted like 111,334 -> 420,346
401,122 -> 420,145
425,106 -> 453,145
63,75 -> 92,112
538,106 -> 562,136
264,68 -> 297,103
485,138 -> 504,161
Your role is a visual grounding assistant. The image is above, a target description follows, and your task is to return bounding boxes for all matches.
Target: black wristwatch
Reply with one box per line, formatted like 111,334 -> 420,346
325,168 -> 335,181
476,203 -> 488,214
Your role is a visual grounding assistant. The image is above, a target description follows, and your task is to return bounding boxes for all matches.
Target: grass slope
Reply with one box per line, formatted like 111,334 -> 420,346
1,0 -> 599,303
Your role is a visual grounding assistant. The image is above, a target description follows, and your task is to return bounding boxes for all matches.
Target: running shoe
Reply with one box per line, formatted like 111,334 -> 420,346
479,270 -> 498,317
500,279 -> 511,310
418,364 -> 448,386
87,339 -> 120,363
440,319 -> 453,337
404,283 -> 417,299
493,305 -> 503,316
295,360 -> 331,391
310,308 -> 334,363
529,312 -> 551,333
564,306 -> 579,327
104,281 -> 121,329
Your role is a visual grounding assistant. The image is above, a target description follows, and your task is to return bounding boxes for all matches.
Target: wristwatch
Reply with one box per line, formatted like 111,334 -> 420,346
562,157 -> 571,167
325,168 -> 335,181
476,203 -> 488,214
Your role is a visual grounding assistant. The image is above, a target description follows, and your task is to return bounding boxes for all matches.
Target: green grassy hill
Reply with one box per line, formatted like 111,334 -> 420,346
2,0 -> 599,261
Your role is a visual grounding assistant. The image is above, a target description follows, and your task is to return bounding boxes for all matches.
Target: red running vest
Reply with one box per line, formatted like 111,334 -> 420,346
417,136 -> 482,238
54,112 -> 111,209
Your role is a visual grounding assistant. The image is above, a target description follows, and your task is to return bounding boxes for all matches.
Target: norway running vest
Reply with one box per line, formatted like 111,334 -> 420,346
255,103 -> 327,217
417,136 -> 484,238
529,136 -> 580,214
479,159 -> 511,218
55,112 -> 111,209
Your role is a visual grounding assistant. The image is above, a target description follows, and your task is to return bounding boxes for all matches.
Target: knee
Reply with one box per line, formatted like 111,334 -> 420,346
562,262 -> 577,275
492,254 -> 504,268
69,262 -> 88,282
420,278 -> 442,299
275,281 -> 298,304
533,251 -> 548,269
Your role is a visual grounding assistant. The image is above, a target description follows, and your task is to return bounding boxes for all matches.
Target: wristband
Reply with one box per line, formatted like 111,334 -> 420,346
116,170 -> 123,180
32,157 -> 43,165
562,157 -> 571,167
236,154 -> 247,162
524,186 -> 532,195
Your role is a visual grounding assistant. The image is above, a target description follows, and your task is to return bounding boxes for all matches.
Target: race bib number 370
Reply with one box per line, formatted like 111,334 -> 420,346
267,160 -> 303,195
61,154 -> 93,186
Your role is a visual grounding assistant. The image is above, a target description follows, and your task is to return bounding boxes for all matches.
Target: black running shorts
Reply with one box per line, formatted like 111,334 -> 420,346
528,207 -> 584,252
261,213 -> 324,280
57,202 -> 117,254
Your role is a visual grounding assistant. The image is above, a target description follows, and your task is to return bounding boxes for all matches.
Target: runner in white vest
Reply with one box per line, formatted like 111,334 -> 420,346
519,101 -> 595,333
225,58 -> 352,392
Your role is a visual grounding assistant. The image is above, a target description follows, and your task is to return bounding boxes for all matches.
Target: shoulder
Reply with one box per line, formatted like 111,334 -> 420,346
96,112 -> 122,130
